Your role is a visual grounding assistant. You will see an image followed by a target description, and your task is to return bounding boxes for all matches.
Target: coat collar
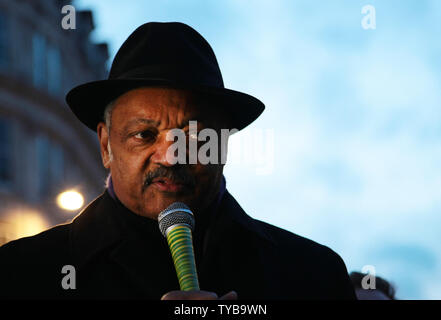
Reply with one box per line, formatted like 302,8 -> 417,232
69,191 -> 124,270
70,189 -> 275,267
215,190 -> 276,246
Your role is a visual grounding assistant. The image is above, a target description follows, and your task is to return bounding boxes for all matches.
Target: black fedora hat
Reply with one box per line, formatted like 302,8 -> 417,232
66,21 -> 265,132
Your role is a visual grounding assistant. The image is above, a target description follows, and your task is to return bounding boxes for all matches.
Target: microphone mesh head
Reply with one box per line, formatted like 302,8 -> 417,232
158,202 -> 195,237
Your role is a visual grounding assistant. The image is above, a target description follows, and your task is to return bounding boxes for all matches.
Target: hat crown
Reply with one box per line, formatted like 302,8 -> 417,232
66,21 -> 264,133
108,22 -> 224,88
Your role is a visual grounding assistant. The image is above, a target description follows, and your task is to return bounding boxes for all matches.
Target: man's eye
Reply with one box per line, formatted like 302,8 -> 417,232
134,130 -> 155,140
188,132 -> 198,141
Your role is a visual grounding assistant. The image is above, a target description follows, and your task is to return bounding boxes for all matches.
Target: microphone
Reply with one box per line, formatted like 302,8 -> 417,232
158,202 -> 200,291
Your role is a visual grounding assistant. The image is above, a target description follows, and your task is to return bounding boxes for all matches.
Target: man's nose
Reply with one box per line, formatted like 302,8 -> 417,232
150,132 -> 178,167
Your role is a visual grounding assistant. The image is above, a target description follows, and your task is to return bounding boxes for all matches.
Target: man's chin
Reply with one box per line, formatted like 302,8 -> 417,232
142,188 -> 196,218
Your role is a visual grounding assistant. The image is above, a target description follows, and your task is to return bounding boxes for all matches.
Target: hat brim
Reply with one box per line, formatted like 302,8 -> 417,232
65,79 -> 265,132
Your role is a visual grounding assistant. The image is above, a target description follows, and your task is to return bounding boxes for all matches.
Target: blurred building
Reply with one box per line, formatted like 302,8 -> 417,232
0,0 -> 108,245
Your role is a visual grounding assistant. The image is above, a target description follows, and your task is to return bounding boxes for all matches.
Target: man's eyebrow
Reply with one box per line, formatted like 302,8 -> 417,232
122,118 -> 160,134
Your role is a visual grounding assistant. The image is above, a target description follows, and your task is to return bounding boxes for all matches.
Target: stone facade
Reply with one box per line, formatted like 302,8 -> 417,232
0,0 -> 108,245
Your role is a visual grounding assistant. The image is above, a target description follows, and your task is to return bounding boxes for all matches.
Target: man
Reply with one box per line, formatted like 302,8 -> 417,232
350,272 -> 396,300
0,22 -> 356,300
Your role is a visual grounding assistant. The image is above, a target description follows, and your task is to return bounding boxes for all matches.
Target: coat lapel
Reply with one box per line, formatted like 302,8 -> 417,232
198,190 -> 279,299
108,235 -> 179,298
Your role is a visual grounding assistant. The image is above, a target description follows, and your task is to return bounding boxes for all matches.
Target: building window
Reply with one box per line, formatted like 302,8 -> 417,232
0,117 -> 12,185
50,142 -> 64,190
35,135 -> 50,198
0,11 -> 9,69
47,45 -> 61,95
32,33 -> 47,89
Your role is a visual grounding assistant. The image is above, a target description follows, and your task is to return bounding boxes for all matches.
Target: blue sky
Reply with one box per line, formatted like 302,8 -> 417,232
74,0 -> 441,299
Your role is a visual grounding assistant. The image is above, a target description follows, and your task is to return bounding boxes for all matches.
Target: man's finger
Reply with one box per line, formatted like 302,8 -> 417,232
161,290 -> 219,300
219,291 -> 238,300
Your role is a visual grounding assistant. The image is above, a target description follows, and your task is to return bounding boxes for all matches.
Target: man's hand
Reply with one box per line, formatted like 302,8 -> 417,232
161,290 -> 238,300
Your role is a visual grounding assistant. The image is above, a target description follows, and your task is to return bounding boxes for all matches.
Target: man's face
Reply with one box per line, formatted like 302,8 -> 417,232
97,87 -> 225,219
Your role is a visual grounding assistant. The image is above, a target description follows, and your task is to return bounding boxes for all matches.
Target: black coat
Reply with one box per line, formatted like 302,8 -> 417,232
0,190 -> 356,299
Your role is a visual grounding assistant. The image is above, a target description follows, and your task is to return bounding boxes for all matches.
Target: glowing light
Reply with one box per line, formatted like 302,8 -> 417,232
57,190 -> 84,211
1,209 -> 49,243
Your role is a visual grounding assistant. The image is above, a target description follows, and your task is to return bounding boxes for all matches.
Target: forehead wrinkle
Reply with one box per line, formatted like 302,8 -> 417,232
158,102 -> 200,130
124,118 -> 160,128
115,88 -> 206,131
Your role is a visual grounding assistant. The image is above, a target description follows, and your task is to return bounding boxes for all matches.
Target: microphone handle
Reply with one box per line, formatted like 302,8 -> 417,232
166,224 -> 200,291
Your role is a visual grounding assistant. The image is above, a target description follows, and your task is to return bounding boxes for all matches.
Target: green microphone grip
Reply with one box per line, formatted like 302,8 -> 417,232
166,225 -> 200,291
158,202 -> 200,292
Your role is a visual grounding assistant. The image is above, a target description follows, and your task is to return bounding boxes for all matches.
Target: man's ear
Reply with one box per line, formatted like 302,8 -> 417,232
97,122 -> 111,169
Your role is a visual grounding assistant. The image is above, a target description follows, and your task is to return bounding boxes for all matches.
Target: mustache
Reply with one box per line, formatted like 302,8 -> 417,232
142,165 -> 196,192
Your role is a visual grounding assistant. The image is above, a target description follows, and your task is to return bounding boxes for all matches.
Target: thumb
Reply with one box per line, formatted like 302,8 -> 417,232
219,290 -> 238,300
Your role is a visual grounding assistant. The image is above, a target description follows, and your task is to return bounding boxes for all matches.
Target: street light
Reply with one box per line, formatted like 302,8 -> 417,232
57,190 -> 84,211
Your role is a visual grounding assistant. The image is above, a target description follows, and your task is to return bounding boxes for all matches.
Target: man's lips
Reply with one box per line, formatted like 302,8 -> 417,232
150,177 -> 188,193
